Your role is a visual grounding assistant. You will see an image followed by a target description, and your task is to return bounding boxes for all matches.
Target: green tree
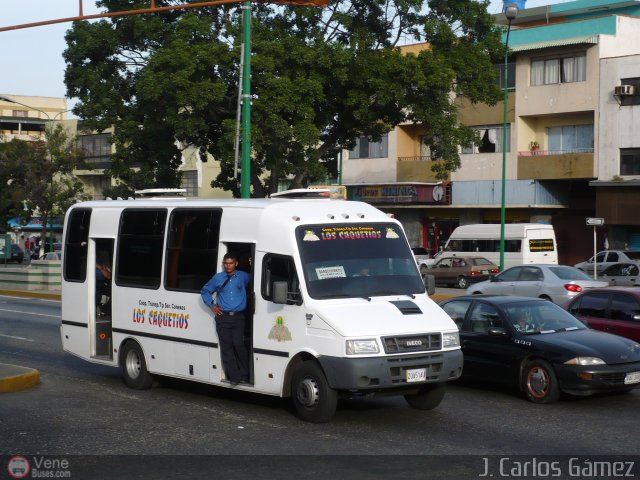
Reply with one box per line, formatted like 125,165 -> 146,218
64,0 -> 504,196
0,125 -> 89,251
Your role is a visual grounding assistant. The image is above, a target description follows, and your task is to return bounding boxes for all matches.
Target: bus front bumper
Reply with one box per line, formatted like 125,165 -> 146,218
318,349 -> 463,391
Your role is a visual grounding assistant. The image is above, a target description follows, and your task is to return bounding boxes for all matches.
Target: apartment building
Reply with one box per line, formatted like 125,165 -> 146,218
341,0 -> 640,265
0,95 -> 230,201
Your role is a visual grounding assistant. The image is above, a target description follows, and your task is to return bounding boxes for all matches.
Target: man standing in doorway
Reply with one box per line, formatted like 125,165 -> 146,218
201,253 -> 251,386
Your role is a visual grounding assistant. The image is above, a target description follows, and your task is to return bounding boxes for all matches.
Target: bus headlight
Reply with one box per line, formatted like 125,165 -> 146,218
442,332 -> 460,348
346,339 -> 379,355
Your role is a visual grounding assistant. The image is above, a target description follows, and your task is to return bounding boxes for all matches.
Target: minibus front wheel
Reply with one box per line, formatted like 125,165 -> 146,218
121,341 -> 154,390
291,361 -> 337,423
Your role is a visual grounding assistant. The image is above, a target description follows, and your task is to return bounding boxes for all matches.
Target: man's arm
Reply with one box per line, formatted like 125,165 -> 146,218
200,275 -> 218,309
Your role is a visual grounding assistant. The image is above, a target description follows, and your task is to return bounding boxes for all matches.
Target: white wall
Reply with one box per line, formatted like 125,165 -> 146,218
341,130 -> 398,184
598,54 -> 640,180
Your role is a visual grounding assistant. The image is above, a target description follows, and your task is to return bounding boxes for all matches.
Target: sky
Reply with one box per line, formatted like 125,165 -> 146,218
1,0 -> 557,116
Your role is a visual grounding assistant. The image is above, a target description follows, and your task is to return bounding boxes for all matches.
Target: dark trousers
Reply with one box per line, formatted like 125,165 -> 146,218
215,313 -> 249,383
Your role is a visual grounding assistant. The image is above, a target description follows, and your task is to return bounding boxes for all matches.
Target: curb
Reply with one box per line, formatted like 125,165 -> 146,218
0,289 -> 60,301
0,364 -> 40,393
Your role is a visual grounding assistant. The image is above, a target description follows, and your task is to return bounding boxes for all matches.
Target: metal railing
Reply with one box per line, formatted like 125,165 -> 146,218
518,148 -> 594,156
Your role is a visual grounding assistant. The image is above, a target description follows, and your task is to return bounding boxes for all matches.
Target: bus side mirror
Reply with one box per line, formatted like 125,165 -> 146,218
273,281 -> 288,304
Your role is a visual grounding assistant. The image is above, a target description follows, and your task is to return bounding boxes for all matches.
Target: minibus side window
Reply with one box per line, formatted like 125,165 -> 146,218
262,255 -> 301,305
116,209 -> 167,289
165,209 -> 222,292
64,208 -> 91,282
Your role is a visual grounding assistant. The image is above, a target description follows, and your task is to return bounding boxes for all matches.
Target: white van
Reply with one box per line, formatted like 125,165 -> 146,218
60,196 -> 462,422
442,223 -> 558,270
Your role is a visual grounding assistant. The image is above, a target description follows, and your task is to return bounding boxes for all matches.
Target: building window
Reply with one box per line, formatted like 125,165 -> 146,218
547,125 -> 593,153
349,134 -> 388,159
620,148 -> 640,176
13,110 -> 28,118
181,170 -> 198,198
461,125 -> 510,154
494,62 -> 516,89
78,133 -> 112,169
531,53 -> 586,86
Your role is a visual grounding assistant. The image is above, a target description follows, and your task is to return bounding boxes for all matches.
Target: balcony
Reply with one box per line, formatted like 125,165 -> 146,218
397,156 -> 449,182
517,149 -> 594,180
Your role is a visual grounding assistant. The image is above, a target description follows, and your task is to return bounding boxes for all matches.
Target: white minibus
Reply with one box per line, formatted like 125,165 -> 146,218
443,223 -> 558,270
60,195 -> 462,422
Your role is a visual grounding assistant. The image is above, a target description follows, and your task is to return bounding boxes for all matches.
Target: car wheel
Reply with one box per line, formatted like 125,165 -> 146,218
420,265 -> 429,276
291,361 -> 337,423
404,383 -> 446,410
539,295 -> 552,302
522,360 -> 560,404
121,341 -> 154,390
457,276 -> 469,289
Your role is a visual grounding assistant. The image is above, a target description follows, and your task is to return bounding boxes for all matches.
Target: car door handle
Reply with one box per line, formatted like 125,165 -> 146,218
605,326 -> 616,331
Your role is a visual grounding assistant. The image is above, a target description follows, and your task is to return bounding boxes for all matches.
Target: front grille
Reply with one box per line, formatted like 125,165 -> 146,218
382,333 -> 442,354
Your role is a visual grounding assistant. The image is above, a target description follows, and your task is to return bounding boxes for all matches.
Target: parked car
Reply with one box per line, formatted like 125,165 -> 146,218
439,295 -> 640,403
411,247 -> 430,268
428,256 -> 499,289
564,287 -> 640,342
466,264 -> 608,304
8,244 -> 24,264
599,263 -> 640,286
574,250 -> 640,276
598,263 -> 640,287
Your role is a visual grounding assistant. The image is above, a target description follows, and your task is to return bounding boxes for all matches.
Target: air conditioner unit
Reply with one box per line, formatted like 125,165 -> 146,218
614,84 -> 636,96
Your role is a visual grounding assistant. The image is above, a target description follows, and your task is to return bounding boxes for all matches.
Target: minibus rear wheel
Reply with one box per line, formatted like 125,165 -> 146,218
121,341 -> 154,390
291,361 -> 337,423
404,383 -> 446,410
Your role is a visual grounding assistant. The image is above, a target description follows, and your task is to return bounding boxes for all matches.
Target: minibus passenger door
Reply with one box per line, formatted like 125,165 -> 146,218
92,238 -> 114,360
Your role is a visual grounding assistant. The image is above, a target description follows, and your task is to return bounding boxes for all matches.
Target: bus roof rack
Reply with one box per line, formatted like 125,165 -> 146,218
134,188 -> 187,199
270,188 -> 332,199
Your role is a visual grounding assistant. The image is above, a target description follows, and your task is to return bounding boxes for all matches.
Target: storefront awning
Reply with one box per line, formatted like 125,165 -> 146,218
510,35 -> 599,52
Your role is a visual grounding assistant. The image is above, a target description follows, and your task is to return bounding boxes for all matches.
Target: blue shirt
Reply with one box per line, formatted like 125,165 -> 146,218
201,270 -> 250,312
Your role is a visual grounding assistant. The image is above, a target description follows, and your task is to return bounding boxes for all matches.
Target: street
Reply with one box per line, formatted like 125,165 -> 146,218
1,294 -> 640,478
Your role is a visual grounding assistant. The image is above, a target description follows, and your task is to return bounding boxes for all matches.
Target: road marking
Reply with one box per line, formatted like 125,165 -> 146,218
0,333 -> 34,342
0,308 -> 60,319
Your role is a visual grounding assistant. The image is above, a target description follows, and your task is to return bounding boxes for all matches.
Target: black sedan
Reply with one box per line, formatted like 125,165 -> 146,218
439,295 -> 640,403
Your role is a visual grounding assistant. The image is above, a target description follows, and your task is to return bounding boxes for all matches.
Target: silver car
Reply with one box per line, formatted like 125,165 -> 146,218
574,250 -> 640,276
600,262 -> 640,286
466,264 -> 608,304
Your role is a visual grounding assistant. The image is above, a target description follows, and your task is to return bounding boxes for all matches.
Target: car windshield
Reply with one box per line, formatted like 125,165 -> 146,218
548,266 -> 592,281
625,251 -> 640,260
297,223 -> 425,299
503,301 -> 587,335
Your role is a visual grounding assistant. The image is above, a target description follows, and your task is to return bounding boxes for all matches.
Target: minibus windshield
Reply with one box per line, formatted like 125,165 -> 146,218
296,223 -> 425,299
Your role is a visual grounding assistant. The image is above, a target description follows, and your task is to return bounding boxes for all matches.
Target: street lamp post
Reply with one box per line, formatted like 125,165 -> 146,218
0,95 -> 70,256
499,4 -> 518,271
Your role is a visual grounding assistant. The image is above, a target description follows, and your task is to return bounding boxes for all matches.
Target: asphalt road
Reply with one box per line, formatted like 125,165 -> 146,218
1,294 -> 639,478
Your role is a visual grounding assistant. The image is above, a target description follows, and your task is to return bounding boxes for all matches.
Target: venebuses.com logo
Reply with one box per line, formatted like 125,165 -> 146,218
6,455 -> 71,478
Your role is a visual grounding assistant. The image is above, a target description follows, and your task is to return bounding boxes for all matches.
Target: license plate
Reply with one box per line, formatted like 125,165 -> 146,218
406,368 -> 427,383
481,270 -> 489,274
624,371 -> 640,385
